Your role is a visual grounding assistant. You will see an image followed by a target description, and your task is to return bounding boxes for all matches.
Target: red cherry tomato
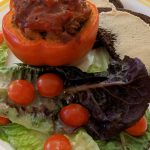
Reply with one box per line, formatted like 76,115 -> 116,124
37,73 -> 64,97
126,116 -> 147,137
60,104 -> 89,127
44,134 -> 72,150
0,32 -> 4,44
0,116 -> 10,125
8,80 -> 35,105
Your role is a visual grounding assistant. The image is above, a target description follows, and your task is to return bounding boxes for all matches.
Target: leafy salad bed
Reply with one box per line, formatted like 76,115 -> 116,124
0,43 -> 150,150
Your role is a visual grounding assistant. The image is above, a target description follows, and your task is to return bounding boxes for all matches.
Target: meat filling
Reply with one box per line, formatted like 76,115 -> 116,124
12,0 -> 91,41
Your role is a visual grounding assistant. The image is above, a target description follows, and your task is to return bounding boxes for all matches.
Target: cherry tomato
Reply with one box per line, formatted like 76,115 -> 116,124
0,32 -> 4,44
60,104 -> 89,127
37,73 -> 63,97
8,80 -> 35,105
126,116 -> 147,137
0,116 -> 10,125
44,134 -> 72,150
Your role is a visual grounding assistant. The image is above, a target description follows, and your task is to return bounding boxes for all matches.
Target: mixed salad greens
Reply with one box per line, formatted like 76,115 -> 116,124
0,42 -> 150,150
0,43 -> 8,67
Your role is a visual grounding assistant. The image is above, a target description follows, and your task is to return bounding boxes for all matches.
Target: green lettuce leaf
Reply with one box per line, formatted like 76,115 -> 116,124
0,43 -> 8,67
96,110 -> 150,150
76,48 -> 109,72
87,48 -> 109,73
0,123 -> 48,150
69,130 -> 99,150
0,49 -> 149,150
0,123 -> 99,150
0,66 -> 54,134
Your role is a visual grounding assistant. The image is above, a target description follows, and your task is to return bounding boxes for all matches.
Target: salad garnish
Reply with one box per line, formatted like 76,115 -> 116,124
0,56 -> 150,141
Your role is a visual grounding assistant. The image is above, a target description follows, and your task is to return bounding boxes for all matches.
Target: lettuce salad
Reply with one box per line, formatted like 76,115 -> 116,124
0,43 -> 150,150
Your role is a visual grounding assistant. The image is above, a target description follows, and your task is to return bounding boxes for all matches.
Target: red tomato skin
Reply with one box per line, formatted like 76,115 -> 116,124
0,31 -> 4,44
126,116 -> 147,137
10,0 -> 13,9
60,104 -> 89,127
37,73 -> 64,97
8,80 -> 35,106
44,134 -> 72,150
44,0 -> 57,7
0,116 -> 10,125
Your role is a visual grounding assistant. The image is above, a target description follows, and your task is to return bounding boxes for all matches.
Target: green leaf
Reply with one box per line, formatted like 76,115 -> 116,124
87,48 -> 110,73
0,126 -> 99,150
0,43 -> 8,67
69,130 -> 99,150
0,66 -> 54,134
0,123 -> 48,150
0,67 -> 14,102
76,48 -> 109,72
0,103 -> 54,134
96,138 -> 122,150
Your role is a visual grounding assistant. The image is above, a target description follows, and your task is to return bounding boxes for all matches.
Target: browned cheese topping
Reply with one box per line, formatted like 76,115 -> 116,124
12,0 -> 91,41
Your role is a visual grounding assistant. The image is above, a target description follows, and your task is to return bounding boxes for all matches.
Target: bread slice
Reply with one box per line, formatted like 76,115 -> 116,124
97,10 -> 150,73
92,0 -> 123,12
